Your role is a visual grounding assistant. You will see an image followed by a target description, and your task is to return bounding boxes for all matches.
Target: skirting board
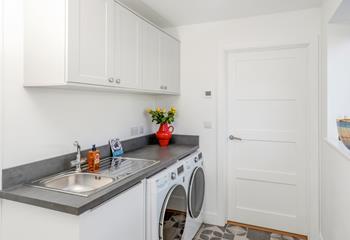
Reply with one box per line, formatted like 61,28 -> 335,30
227,221 -> 308,240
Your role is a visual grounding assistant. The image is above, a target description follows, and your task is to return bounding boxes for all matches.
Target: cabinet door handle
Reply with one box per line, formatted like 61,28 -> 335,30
108,77 -> 114,83
164,86 -> 168,90
115,79 -> 121,84
229,135 -> 242,141
160,85 -> 164,90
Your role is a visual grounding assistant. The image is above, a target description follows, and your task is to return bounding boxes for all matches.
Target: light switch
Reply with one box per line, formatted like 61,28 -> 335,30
203,121 -> 212,129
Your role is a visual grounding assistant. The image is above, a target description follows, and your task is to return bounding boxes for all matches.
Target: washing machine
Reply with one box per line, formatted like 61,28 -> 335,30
183,151 -> 205,240
146,161 -> 188,240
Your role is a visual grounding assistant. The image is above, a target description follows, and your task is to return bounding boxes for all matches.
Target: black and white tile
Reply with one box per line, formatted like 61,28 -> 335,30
193,223 -> 304,240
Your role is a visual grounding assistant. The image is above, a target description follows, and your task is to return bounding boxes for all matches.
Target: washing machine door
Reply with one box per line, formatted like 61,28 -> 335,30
188,166 -> 205,218
159,184 -> 187,240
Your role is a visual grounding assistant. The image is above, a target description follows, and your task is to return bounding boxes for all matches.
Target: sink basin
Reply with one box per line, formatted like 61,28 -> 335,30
32,173 -> 115,197
30,157 -> 159,197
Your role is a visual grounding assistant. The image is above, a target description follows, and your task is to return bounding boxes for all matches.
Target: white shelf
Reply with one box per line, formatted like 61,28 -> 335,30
324,137 -> 350,161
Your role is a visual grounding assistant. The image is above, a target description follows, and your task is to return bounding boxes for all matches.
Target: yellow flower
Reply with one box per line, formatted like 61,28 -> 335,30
162,108 -> 166,113
146,108 -> 152,113
170,107 -> 176,113
156,107 -> 161,112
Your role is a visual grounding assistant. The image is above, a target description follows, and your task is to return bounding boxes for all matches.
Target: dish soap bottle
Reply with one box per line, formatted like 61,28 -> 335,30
87,144 -> 100,172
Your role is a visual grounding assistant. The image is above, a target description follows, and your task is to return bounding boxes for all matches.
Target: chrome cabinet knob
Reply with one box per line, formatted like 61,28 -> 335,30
108,77 -> 114,83
171,172 -> 176,180
115,79 -> 121,84
164,86 -> 168,90
160,85 -> 164,90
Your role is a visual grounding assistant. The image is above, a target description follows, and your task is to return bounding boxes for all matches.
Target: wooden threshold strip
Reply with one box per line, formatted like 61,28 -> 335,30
227,221 -> 308,240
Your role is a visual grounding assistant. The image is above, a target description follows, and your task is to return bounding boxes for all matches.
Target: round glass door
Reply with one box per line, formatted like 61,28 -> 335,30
159,184 -> 187,240
188,167 -> 205,218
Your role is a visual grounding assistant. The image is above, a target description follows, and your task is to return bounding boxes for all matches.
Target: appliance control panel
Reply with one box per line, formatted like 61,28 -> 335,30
177,165 -> 184,175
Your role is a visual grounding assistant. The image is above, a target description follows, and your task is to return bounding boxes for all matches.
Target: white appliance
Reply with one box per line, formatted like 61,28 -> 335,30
146,161 -> 188,240
183,151 -> 205,240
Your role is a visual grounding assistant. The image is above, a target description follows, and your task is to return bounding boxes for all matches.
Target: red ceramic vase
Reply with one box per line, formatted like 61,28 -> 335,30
156,123 -> 174,147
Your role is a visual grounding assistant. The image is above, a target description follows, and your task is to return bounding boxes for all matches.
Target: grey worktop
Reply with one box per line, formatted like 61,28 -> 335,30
0,136 -> 199,215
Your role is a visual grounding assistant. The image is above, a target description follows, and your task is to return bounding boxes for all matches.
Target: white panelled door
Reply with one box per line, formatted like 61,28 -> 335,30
227,46 -> 308,234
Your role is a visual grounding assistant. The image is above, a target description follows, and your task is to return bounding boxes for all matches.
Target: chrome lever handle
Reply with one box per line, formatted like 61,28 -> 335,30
229,135 -> 242,141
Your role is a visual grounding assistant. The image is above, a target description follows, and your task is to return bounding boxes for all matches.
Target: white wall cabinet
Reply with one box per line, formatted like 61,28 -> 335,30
141,25 -> 180,94
116,4 -> 141,89
23,0 -> 180,95
141,22 -> 160,91
1,183 -> 145,240
67,0 -> 114,87
160,32 -> 180,93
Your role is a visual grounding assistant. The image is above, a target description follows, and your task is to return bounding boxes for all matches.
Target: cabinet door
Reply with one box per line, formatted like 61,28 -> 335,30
141,22 -> 160,91
113,4 -> 141,89
160,33 -> 180,94
68,0 -> 114,86
80,183 -> 145,240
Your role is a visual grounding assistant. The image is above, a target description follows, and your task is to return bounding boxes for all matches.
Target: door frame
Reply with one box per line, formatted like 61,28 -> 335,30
216,38 -> 320,239
0,0 -> 4,239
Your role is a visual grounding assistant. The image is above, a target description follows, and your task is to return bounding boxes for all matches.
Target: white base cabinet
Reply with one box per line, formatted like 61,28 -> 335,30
1,183 -> 145,240
23,0 -> 180,95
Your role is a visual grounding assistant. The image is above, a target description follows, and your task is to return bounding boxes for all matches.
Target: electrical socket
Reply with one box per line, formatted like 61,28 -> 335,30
139,126 -> 144,135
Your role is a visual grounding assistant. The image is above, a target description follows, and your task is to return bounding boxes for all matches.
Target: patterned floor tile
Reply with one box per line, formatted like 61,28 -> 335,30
246,228 -> 270,240
193,223 -> 305,240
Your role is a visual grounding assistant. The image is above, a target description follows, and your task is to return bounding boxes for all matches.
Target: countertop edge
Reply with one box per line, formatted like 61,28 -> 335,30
0,145 -> 199,215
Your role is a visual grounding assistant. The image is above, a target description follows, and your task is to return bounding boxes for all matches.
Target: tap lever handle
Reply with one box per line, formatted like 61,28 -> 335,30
73,141 -> 81,151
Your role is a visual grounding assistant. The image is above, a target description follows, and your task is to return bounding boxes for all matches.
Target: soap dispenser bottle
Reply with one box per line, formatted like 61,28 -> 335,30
87,144 -> 100,172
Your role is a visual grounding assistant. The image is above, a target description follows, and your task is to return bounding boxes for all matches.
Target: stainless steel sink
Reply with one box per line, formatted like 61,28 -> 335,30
32,172 -> 115,197
30,157 -> 158,197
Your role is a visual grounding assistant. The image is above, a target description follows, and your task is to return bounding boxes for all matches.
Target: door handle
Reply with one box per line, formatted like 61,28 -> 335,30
229,135 -> 242,141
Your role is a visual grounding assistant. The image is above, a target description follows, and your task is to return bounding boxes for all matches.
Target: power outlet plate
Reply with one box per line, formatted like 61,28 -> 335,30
139,126 -> 144,135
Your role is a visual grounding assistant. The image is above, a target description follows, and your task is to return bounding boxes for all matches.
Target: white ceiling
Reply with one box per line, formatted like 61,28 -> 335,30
119,0 -> 322,27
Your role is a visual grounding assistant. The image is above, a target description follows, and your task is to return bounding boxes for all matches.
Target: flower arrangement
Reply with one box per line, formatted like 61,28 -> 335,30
146,107 -> 176,124
146,107 -> 177,147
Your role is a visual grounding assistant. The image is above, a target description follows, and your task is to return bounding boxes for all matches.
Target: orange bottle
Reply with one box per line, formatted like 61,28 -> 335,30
87,145 -> 100,172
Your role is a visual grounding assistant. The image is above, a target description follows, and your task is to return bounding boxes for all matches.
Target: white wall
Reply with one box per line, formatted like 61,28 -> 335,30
157,8 -> 321,226
0,0 -> 3,237
320,0 -> 350,240
2,0 -> 156,169
327,24 -> 350,140
321,142 -> 350,240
